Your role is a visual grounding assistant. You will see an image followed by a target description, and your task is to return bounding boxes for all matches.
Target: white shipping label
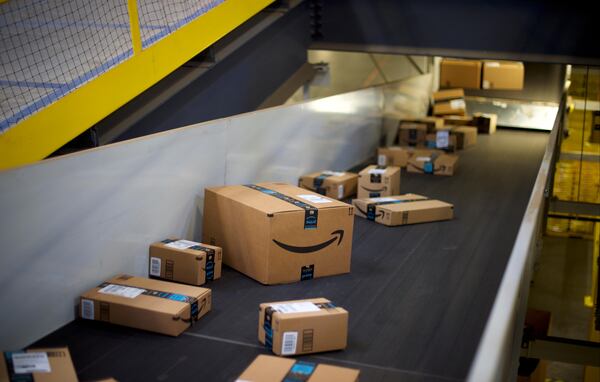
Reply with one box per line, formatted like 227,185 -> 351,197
150,256 -> 161,277
337,184 -> 344,199
450,99 -> 465,110
321,170 -> 345,177
165,239 -> 200,250
368,168 -> 386,175
12,352 -> 51,374
436,130 -> 449,148
297,194 -> 332,204
486,62 -> 500,67
270,302 -> 321,313
482,80 -> 490,89
377,154 -> 387,166
369,197 -> 398,202
415,156 -> 431,162
281,331 -> 298,355
99,284 -> 145,299
81,299 -> 94,320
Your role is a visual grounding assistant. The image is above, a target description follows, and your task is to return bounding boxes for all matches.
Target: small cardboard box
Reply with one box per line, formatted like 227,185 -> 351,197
433,100 -> 466,116
482,61 -> 524,90
443,115 -> 474,126
424,129 -> 457,152
298,171 -> 358,200
237,355 -> 359,382
79,274 -> 211,336
398,123 -> 428,146
149,239 -> 222,286
203,183 -> 354,285
1,348 -> 78,382
432,88 -> 465,102
407,150 -> 458,176
377,146 -> 415,167
353,194 -> 453,226
473,112 -> 497,134
258,298 -> 348,356
452,126 -> 478,149
357,165 -> 401,199
440,59 -> 482,89
399,117 -> 443,133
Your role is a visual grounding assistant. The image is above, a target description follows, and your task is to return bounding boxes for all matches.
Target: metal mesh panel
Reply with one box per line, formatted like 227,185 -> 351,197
0,0 -> 132,132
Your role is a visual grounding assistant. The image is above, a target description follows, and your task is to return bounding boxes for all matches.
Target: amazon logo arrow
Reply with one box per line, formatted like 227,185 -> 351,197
355,205 -> 382,220
361,185 -> 385,192
273,230 -> 344,253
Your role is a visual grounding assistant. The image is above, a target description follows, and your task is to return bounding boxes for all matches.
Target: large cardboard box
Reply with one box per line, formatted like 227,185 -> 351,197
298,171 -> 358,200
432,88 -> 465,102
398,123 -> 427,146
203,183 -> 354,284
258,298 -> 348,356
482,61 -> 524,90
79,274 -> 211,336
357,165 -> 401,199
440,59 -> 482,89
1,348 -> 78,382
377,146 -> 414,167
353,194 -> 453,226
473,112 -> 497,134
399,117 -> 443,133
407,150 -> 458,176
149,239 -> 222,286
452,126 -> 478,149
433,100 -> 466,116
237,355 -> 359,382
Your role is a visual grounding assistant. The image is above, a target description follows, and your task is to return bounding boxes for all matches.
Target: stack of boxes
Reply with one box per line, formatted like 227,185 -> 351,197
440,58 -> 524,90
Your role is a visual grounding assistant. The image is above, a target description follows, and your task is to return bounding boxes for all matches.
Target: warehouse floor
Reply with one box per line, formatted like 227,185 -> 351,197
31,129 -> 549,381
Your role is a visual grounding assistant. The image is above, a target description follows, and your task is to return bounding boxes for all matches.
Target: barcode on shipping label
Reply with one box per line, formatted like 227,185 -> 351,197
337,184 -> 344,199
368,168 -> 386,175
322,170 -> 345,177
270,302 -> 321,313
436,130 -> 449,148
281,331 -> 298,355
99,284 -> 145,299
81,299 -> 94,320
377,154 -> 387,166
297,194 -> 332,204
369,197 -> 397,202
149,257 -> 161,277
165,239 -> 200,250
12,352 -> 51,374
450,99 -> 465,110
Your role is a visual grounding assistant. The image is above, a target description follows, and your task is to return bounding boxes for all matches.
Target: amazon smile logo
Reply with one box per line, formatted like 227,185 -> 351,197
273,230 -> 344,253
361,185 -> 385,192
355,205 -> 382,219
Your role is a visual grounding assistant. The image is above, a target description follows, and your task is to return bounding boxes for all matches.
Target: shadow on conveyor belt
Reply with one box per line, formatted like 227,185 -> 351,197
31,129 -> 549,382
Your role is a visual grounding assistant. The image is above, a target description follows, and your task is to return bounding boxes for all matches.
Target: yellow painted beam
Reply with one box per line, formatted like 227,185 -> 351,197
127,0 -> 143,55
0,0 -> 275,171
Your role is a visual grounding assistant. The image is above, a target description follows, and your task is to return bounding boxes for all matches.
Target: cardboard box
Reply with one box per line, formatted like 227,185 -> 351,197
399,117 -> 443,133
482,61 -> 524,90
443,115 -> 474,126
440,59 -> 482,89
407,150 -> 458,176
377,146 -> 415,167
203,183 -> 354,285
353,194 -> 453,226
398,123 -> 427,146
357,165 -> 401,199
1,348 -> 78,382
237,355 -> 359,382
432,88 -> 465,102
452,126 -> 478,149
433,100 -> 466,116
258,298 -> 348,356
424,129 -> 457,152
79,274 -> 211,336
472,112 -> 497,134
149,239 -> 222,286
298,171 -> 358,200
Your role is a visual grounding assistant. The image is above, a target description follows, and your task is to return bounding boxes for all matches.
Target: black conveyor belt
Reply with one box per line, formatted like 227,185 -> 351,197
31,130 -> 549,381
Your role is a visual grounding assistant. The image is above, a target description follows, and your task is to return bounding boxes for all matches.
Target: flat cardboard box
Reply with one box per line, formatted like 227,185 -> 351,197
440,59 -> 482,89
432,88 -> 465,102
203,183 -> 354,284
79,274 -> 211,336
433,100 -> 466,116
398,123 -> 427,146
407,150 -> 458,176
473,112 -> 497,134
377,146 -> 414,167
353,194 -> 453,226
357,165 -> 401,199
237,355 -> 359,382
1,347 -> 78,382
482,61 -> 524,90
399,117 -> 443,133
452,126 -> 478,149
258,298 -> 348,356
149,239 -> 222,286
443,115 -> 474,126
298,171 -> 358,200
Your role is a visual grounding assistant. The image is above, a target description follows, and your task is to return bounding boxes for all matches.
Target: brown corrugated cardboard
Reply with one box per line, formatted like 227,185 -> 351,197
432,88 -> 465,102
236,355 -> 359,382
424,129 -> 457,152
353,194 -> 453,226
452,126 -> 478,149
79,274 -> 211,336
440,59 -> 482,89
203,183 -> 354,285
399,117 -> 443,133
443,115 -> 474,126
1,348 -> 78,382
149,239 -> 222,286
473,112 -> 497,134
482,61 -> 524,90
407,150 -> 458,176
398,123 -> 427,146
258,298 -> 348,356
357,165 -> 401,199
433,100 -> 466,116
298,171 -> 358,200
377,146 -> 415,167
